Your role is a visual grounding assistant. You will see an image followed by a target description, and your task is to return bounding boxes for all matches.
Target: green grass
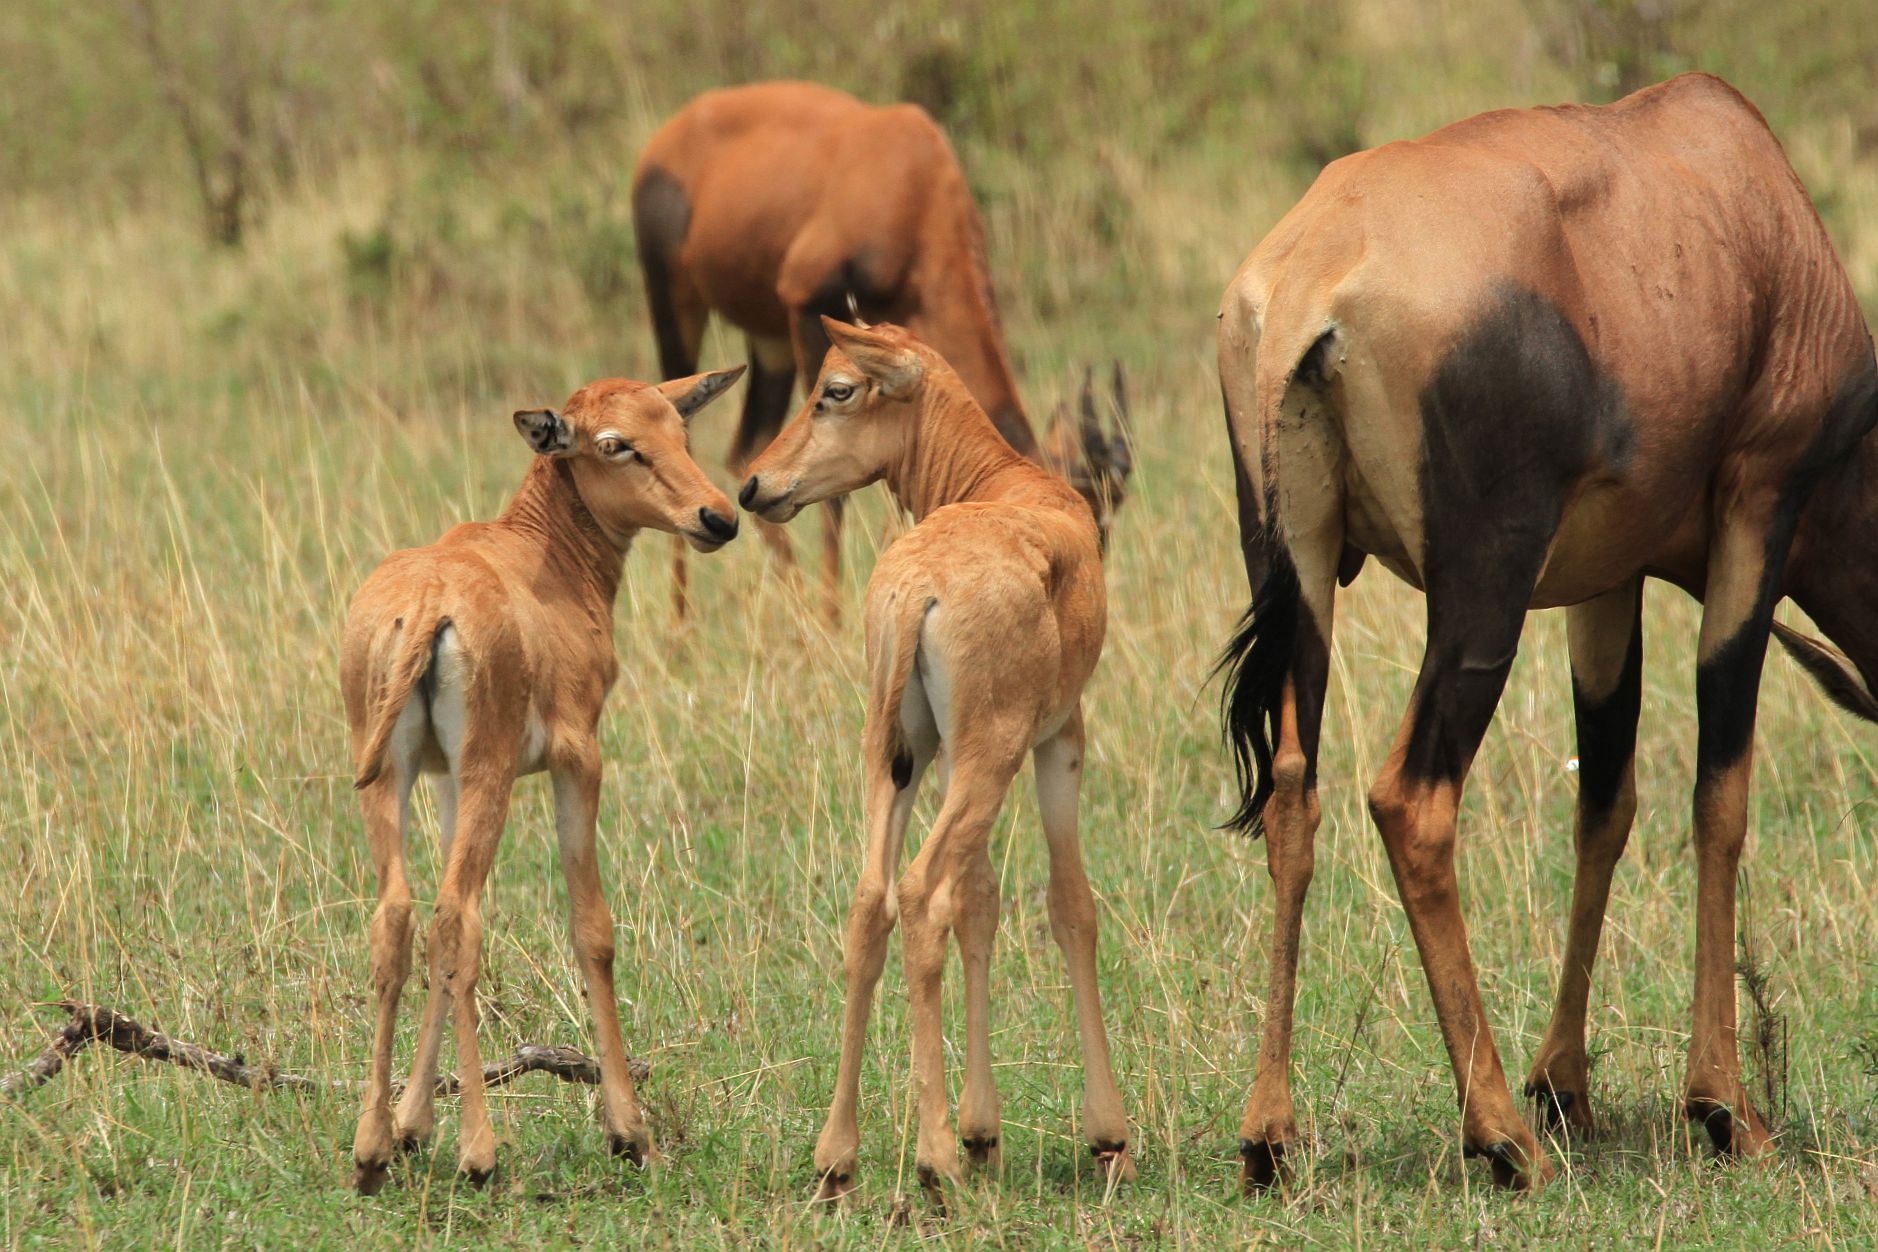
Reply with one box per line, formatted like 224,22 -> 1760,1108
5,4 -> 1878,1245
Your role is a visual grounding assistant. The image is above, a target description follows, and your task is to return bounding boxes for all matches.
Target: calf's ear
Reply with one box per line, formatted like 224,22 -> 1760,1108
658,365 -> 748,422
514,408 -> 573,455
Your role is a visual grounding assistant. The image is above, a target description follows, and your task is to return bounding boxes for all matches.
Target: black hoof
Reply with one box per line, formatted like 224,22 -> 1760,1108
914,1164 -> 950,1216
1465,1140 -> 1526,1191
607,1132 -> 649,1167
961,1134 -> 999,1165
1685,1099 -> 1736,1153
352,1160 -> 390,1196
813,1169 -> 852,1203
460,1163 -> 496,1189
1240,1138 -> 1284,1191
1525,1082 -> 1577,1131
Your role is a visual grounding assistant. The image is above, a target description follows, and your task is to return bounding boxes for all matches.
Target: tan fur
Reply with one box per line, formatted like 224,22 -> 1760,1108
342,370 -> 742,1193
742,319 -> 1133,1202
635,82 -> 1129,616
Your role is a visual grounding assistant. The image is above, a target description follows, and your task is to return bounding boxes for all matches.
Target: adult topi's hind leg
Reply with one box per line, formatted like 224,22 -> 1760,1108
1367,555 -> 1554,1192
1527,579 -> 1643,1135
1682,508 -> 1790,1158
352,771 -> 418,1194
1035,709 -> 1134,1183
730,336 -> 803,588
1229,476 -> 1340,1190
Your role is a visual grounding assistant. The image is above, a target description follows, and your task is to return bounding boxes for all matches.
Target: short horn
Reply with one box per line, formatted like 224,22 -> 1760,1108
845,290 -> 869,329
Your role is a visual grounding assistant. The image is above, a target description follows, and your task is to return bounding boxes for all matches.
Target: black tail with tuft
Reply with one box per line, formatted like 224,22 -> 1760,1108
1212,549 -> 1300,837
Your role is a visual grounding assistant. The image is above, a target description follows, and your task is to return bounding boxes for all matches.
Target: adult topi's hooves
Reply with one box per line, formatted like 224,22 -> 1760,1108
352,1159 -> 390,1196
813,1168 -> 855,1205
1686,1096 -> 1774,1157
961,1134 -> 1001,1171
1092,1140 -> 1135,1185
1240,1137 -> 1286,1192
1525,1079 -> 1595,1135
1467,1138 -> 1552,1192
607,1129 -> 656,1168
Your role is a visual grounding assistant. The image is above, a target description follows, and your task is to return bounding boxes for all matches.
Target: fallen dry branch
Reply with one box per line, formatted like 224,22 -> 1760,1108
1,1002 -> 647,1098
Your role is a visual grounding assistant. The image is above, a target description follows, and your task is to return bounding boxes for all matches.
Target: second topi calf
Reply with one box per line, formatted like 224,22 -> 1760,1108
742,318 -> 1134,1203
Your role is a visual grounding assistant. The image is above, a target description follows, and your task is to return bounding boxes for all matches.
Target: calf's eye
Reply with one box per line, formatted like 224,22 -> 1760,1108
823,382 -> 855,403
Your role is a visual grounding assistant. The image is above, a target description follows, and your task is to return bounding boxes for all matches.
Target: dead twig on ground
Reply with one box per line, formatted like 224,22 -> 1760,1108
1,1002 -> 646,1098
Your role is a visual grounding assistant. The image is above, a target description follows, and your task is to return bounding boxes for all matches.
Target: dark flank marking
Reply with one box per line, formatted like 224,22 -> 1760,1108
727,341 -> 799,470
891,749 -> 914,790
632,165 -> 697,381
1402,283 -> 1630,784
1571,590 -> 1643,824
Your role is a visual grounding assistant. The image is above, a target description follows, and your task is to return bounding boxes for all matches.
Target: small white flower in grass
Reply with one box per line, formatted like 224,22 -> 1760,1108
1565,757 -> 1580,773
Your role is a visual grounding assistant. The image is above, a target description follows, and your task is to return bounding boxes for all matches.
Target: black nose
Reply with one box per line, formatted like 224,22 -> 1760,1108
699,506 -> 738,541
738,475 -> 760,509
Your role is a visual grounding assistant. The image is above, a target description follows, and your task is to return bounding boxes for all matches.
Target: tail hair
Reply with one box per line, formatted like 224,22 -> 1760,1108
868,592 -> 935,790
352,599 -> 447,791
1211,541 -> 1300,837
1772,620 -> 1878,724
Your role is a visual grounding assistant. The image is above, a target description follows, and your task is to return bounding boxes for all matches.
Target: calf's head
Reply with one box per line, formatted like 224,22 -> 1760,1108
514,368 -> 744,550
740,319 -> 931,523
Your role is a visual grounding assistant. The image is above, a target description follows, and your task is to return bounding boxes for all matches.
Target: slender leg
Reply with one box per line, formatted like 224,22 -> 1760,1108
553,746 -> 654,1165
1365,543 -> 1558,1190
1035,709 -> 1134,1182
790,305 -> 845,625
813,741 -> 932,1200
422,769 -> 515,1184
821,497 -> 846,626
351,771 -> 418,1194
954,844 -> 1002,1172
644,255 -> 706,621
1527,579 -> 1644,1134
729,335 -> 802,582
898,768 -> 1015,1206
1683,506 -> 1790,1156
1232,492 -> 1339,1189
392,772 -> 456,1148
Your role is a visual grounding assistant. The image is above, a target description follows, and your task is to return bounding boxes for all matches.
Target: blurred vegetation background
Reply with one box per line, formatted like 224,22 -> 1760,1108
2,5 -> 1876,1242
3,0 -> 1872,418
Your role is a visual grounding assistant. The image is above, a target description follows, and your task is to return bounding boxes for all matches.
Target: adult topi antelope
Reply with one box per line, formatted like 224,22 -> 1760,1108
1216,72 -> 1877,1192
634,81 -> 1132,616
741,319 -> 1134,1202
343,369 -> 744,1193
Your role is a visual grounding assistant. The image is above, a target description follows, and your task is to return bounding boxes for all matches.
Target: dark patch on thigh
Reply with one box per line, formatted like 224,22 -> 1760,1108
1571,597 -> 1644,822
633,166 -> 697,379
632,166 -> 691,261
1402,283 -> 1631,784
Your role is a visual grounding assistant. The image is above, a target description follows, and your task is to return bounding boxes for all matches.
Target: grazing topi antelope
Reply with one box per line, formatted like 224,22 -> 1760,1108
741,318 -> 1134,1202
343,369 -> 744,1192
1217,73 -> 1876,1192
634,81 -> 1132,616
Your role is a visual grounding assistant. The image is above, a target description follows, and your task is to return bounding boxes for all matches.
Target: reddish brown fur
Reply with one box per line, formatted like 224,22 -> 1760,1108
1220,73 -> 1876,1191
635,81 -> 1129,614
342,371 -> 741,1192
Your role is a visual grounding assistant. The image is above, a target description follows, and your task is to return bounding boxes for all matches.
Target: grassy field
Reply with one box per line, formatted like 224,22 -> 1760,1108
5,3 -> 1878,1247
